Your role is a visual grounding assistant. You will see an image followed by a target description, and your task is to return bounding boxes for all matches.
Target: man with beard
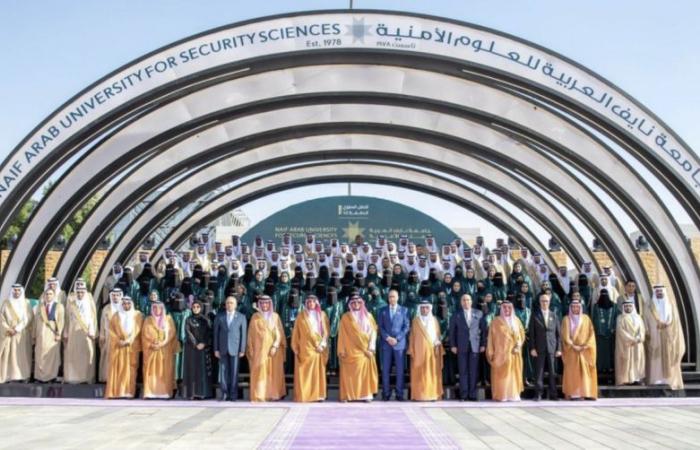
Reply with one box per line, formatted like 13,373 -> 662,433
104,297 -> 143,399
247,295 -> 286,402
338,295 -> 378,402
291,295 -> 329,402
408,299 -> 444,401
561,299 -> 597,400
486,301 -> 524,401
99,288 -> 123,383
0,284 -> 33,383
615,299 -> 645,386
644,285 -> 684,390
63,284 -> 98,384
33,289 -> 64,382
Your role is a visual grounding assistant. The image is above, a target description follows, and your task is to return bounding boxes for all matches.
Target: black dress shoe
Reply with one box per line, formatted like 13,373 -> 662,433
395,397 -> 404,401
534,395 -> 542,402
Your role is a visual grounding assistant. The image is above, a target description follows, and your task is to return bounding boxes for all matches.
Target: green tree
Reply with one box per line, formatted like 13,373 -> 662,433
2,187 -> 102,298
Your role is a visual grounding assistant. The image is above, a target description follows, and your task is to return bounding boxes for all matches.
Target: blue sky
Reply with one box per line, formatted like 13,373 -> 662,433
1,0 -> 698,244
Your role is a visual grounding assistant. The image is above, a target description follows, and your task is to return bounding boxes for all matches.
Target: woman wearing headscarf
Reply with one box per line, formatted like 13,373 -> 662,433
391,263 -> 406,287
428,269 -> 442,294
491,271 -> 507,303
135,264 -> 158,314
578,274 -> 593,310
247,295 -> 286,402
267,265 -> 280,284
317,265 -> 331,286
517,280 -> 534,310
159,264 -> 179,307
549,274 -> 568,313
182,299 -> 213,399
214,265 -> 229,310
365,264 -> 381,289
353,273 -> 368,301
141,302 -> 179,398
449,281 -> 464,312
274,271 -> 292,317
462,267 -> 477,301
508,262 -> 532,296
241,264 -> 255,286
591,288 -> 617,375
324,287 -> 343,375
453,265 -> 465,284
404,271 -> 421,315
561,299 -> 598,400
440,272 -> 454,297
378,269 -> 392,300
170,293 -> 190,382
105,297 -> 143,399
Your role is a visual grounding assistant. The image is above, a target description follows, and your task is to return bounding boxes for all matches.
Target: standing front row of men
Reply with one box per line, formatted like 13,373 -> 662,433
0,281 -> 685,402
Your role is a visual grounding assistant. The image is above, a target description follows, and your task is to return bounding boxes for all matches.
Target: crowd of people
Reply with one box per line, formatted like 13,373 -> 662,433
0,232 -> 686,402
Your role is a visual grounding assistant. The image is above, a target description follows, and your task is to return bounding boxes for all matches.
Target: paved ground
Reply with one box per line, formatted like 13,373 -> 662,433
1,397 -> 700,449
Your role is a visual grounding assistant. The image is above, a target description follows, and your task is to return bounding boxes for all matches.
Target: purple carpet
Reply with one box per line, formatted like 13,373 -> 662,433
289,406 -> 434,449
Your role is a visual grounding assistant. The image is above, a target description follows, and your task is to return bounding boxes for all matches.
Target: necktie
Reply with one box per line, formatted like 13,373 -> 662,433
390,307 -> 396,319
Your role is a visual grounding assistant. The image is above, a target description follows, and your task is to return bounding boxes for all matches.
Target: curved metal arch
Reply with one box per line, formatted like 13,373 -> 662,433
1,65 -> 696,364
12,64 -> 684,302
1,10 -> 696,224
51,101 -> 649,296
93,161 -> 559,295
55,121 -> 631,286
81,141 -> 592,282
54,124 -> 605,283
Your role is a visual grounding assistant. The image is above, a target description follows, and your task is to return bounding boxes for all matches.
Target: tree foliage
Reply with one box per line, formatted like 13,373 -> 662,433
2,182 -> 101,297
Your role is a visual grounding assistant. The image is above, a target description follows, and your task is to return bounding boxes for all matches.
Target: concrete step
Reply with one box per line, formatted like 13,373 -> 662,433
1,381 -> 696,400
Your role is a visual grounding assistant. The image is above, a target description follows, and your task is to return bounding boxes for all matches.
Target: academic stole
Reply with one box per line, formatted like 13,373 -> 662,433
40,303 -> 58,335
69,300 -> 90,334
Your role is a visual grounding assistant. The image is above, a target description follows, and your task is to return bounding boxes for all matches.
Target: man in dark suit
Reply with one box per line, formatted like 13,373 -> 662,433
378,289 -> 410,400
528,293 -> 561,401
449,294 -> 487,401
213,296 -> 247,401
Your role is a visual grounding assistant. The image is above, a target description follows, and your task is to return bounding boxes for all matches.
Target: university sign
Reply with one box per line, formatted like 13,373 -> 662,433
241,196 -> 458,245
